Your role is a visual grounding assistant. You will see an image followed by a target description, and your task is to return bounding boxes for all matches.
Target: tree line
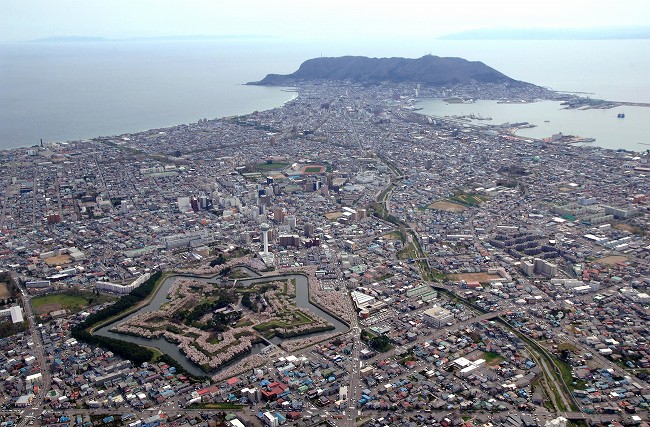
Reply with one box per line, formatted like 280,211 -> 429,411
71,271 -> 162,365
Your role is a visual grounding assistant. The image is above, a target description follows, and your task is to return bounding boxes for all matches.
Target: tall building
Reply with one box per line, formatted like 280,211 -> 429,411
47,213 -> 61,225
199,195 -> 211,210
520,257 -> 557,277
520,260 -> 535,276
272,207 -> 284,224
258,223 -> 275,267
286,215 -> 297,230
261,223 -> 270,255
177,197 -> 191,212
534,258 -> 558,277
279,234 -> 300,248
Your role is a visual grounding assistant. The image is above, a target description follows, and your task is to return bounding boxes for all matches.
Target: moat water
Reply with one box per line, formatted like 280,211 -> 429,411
95,271 -> 348,377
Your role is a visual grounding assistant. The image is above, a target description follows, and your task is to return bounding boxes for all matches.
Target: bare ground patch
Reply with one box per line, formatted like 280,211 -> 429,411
325,211 -> 343,220
0,284 -> 9,299
44,254 -> 73,266
429,200 -> 467,212
381,232 -> 403,241
449,272 -> 502,283
596,255 -> 628,265
34,303 -> 63,316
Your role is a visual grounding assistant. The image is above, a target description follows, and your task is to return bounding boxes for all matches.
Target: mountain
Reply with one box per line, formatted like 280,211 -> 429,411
25,34 -> 272,43
248,55 -> 525,86
439,26 -> 650,40
27,36 -> 109,43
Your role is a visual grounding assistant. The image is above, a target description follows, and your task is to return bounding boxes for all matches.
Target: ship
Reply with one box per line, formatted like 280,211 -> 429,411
617,113 -> 625,118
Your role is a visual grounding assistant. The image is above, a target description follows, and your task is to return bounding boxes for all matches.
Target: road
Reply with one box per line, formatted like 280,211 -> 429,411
344,319 -> 362,427
16,282 -> 52,427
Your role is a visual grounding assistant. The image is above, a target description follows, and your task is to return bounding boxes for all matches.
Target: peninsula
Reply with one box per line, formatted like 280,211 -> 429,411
1,58 -> 648,427
248,54 -> 536,87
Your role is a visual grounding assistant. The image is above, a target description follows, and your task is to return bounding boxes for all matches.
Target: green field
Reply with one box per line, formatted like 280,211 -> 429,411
397,242 -> 419,260
254,310 -> 312,332
303,166 -> 324,173
483,351 -> 504,364
32,291 -> 115,314
450,193 -> 488,207
254,162 -> 289,171
32,294 -> 87,309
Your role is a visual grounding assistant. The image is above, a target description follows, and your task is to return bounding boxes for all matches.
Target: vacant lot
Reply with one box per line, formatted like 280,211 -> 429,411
597,255 -> 628,265
325,211 -> 343,220
613,223 -> 644,235
449,272 -> 501,283
429,200 -> 467,212
0,283 -> 9,299
382,231 -> 404,241
44,254 -> 73,266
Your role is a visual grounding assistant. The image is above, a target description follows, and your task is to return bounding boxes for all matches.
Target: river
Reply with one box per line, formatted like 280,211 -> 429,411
95,271 -> 348,377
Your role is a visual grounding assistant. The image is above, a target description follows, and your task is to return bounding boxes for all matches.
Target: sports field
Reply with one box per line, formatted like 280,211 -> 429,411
300,165 -> 326,174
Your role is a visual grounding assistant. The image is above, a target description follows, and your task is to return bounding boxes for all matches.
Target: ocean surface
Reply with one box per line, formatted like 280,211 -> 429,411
1,39 -> 650,151
416,99 -> 650,152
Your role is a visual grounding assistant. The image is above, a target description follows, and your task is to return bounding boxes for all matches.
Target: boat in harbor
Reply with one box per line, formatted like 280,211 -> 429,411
618,113 -> 625,118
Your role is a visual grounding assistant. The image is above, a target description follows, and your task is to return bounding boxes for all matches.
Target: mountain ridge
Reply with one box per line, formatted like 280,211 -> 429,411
439,26 -> 650,40
248,55 -> 530,87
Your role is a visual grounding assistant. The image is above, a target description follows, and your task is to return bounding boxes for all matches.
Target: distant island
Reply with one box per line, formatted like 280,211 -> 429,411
248,54 -> 533,87
25,34 -> 272,43
27,36 -> 109,43
439,26 -> 650,40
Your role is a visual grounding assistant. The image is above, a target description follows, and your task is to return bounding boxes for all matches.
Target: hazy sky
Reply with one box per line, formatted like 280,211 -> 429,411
2,0 -> 650,42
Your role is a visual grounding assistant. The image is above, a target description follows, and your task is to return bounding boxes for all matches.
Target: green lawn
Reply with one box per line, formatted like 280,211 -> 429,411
397,242 -> 418,260
254,162 -> 289,171
450,193 -> 488,207
483,351 -> 503,364
32,293 -> 88,310
303,166 -> 324,173
32,291 -> 116,314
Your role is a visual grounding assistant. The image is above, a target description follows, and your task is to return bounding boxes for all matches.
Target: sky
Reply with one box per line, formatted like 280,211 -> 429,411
1,0 -> 650,42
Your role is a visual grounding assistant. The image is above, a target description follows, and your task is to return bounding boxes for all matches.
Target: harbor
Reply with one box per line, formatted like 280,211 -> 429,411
416,98 -> 650,151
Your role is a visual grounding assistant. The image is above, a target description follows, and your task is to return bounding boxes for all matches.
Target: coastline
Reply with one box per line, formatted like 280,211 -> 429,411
4,38 -> 650,150
414,98 -> 650,152
4,90 -> 647,153
0,88 -> 299,152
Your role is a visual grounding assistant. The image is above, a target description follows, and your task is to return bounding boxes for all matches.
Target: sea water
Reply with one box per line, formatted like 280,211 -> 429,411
1,38 -> 649,150
416,99 -> 650,152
